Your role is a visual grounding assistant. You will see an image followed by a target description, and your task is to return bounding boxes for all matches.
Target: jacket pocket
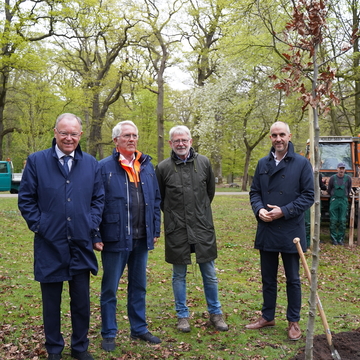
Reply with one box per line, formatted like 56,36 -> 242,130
100,213 -> 120,242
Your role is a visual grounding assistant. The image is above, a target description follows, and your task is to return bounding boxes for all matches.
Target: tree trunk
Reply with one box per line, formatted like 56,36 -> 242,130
89,93 -> 102,158
353,3 -> 360,131
305,43 -> 321,360
213,161 -> 222,184
0,70 -> 9,160
157,71 -> 165,163
242,148 -> 252,191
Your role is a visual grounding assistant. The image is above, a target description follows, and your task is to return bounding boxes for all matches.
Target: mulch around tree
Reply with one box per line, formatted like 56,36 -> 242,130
291,328 -> 360,359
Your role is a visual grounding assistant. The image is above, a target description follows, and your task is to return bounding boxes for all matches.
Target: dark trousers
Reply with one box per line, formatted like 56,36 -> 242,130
40,272 -> 90,355
260,250 -> 301,323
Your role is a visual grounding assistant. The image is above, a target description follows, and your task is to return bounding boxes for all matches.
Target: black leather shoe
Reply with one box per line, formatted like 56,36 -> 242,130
48,354 -> 62,360
101,337 -> 115,351
71,350 -> 94,360
131,331 -> 161,344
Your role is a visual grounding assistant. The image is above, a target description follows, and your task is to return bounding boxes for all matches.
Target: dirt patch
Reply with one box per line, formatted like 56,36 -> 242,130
291,329 -> 360,359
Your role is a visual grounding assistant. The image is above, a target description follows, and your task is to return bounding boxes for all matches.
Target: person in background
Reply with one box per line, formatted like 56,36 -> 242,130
327,162 -> 352,245
155,125 -> 228,333
18,113 -> 104,360
99,121 -> 161,351
247,121 -> 314,341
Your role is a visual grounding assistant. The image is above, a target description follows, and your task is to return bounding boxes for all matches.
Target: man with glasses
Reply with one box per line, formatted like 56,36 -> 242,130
155,125 -> 228,333
99,121 -> 161,351
18,113 -> 105,360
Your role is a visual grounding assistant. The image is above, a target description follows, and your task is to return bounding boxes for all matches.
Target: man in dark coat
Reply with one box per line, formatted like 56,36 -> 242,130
155,125 -> 228,333
247,121 -> 314,341
99,121 -> 161,351
18,113 -> 104,360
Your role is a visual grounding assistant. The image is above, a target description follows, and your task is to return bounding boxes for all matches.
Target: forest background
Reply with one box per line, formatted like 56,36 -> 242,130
1,0 -> 359,189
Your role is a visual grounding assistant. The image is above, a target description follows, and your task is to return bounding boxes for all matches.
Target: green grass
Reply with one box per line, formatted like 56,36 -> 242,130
1,196 -> 360,359
214,187 -> 245,192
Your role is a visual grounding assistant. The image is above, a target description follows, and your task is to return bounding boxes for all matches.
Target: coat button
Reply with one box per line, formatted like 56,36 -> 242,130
67,217 -> 71,221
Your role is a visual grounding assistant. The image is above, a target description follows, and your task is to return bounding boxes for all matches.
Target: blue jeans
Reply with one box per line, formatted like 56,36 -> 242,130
172,261 -> 222,318
101,239 -> 148,338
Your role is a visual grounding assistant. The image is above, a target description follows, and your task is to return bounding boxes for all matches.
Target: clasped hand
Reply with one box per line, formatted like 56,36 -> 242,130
259,205 -> 283,222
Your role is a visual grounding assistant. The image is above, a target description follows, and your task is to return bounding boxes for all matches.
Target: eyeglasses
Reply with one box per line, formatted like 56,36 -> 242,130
55,128 -> 81,138
171,139 -> 190,145
119,134 -> 138,140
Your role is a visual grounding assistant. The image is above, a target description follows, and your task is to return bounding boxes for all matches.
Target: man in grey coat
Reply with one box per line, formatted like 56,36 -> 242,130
155,125 -> 228,333
247,121 -> 314,341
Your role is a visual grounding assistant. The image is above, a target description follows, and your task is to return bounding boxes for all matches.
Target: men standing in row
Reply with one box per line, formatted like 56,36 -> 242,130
156,125 -> 228,333
99,121 -> 162,351
18,113 -> 105,360
247,121 -> 314,341
327,162 -> 352,245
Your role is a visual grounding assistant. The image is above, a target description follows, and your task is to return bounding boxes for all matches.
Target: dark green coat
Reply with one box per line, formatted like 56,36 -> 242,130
155,148 -> 217,264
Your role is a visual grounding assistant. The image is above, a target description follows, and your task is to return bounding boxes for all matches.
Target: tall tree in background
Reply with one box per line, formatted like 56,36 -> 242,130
329,0 -> 360,134
181,0 -> 232,181
53,0 -> 135,158
0,0 -> 59,160
135,0 -> 185,162
5,47 -> 65,166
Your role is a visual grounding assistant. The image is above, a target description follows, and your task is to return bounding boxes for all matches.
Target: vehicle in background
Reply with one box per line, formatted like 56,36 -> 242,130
306,136 -> 360,221
0,160 -> 22,194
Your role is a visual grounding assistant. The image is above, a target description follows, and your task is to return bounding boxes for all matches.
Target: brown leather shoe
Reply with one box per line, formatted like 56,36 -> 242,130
288,321 -> 302,340
245,317 -> 275,330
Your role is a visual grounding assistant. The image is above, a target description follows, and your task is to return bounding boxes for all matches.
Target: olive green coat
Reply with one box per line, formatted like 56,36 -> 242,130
155,148 -> 217,264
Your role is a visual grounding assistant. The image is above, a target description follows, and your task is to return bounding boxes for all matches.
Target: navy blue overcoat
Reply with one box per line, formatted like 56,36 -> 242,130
249,142 -> 314,253
18,139 -> 104,282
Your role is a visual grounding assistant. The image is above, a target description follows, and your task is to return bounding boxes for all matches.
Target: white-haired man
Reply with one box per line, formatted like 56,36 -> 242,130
156,125 -> 228,333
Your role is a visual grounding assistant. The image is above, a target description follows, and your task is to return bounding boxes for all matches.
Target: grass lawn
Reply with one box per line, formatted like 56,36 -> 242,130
1,195 -> 359,359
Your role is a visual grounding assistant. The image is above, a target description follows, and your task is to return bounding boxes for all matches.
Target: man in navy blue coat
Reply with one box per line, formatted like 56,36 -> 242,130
18,113 -> 104,360
99,121 -> 161,352
246,121 -> 314,341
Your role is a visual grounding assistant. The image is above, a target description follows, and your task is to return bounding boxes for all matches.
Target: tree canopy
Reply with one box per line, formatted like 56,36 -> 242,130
1,0 -> 358,183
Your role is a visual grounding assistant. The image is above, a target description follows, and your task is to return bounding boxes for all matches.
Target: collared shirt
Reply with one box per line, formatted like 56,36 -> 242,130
55,145 -> 74,171
175,151 -> 191,163
271,151 -> 288,166
119,153 -> 135,167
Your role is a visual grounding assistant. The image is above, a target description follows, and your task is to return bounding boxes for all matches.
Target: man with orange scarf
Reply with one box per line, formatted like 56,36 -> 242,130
99,121 -> 161,351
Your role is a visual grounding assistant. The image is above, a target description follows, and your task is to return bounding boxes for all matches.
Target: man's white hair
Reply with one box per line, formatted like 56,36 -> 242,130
112,121 -> 138,139
169,125 -> 191,140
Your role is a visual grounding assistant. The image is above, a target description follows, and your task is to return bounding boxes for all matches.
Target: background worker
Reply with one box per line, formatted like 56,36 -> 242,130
155,125 -> 228,333
327,162 -> 352,245
99,121 -> 161,351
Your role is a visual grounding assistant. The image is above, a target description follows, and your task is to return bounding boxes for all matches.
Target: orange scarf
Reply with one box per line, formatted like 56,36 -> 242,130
118,150 -> 142,186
